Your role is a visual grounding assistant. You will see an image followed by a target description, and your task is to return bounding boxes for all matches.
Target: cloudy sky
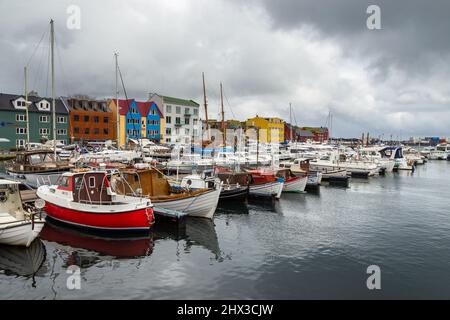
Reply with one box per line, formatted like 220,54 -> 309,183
1,0 -> 449,138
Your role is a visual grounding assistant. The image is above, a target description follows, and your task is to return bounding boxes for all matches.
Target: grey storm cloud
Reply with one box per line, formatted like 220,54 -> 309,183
0,0 -> 449,138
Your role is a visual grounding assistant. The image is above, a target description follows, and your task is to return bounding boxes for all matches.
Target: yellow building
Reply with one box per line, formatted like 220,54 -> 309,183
245,116 -> 284,143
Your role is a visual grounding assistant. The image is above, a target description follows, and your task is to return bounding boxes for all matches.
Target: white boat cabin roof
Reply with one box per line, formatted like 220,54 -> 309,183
0,179 -> 21,185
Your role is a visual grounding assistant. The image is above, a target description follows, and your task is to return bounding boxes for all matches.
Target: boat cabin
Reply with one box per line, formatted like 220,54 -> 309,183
55,171 -> 112,204
0,180 -> 24,220
217,172 -> 251,186
379,147 -> 404,160
8,150 -> 71,174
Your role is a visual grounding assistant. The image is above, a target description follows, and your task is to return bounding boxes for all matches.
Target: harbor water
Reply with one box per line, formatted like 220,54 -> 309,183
1,161 -> 450,299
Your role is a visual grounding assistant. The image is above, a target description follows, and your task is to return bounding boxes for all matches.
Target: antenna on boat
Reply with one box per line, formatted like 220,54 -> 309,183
50,19 -> 57,159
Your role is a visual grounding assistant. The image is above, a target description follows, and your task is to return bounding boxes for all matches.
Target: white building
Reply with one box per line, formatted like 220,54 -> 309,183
148,94 -> 200,144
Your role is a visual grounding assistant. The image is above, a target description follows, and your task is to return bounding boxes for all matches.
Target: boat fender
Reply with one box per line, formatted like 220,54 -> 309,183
277,177 -> 285,183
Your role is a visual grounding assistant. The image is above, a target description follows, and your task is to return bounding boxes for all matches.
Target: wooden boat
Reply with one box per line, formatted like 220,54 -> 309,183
112,167 -> 221,220
6,150 -> 73,188
244,169 -> 284,199
275,168 -> 307,193
36,170 -> 154,233
216,171 -> 250,200
0,179 -> 45,247
279,158 -> 322,187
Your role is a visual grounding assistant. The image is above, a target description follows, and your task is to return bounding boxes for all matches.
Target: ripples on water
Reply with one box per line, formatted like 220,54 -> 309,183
1,162 -> 450,299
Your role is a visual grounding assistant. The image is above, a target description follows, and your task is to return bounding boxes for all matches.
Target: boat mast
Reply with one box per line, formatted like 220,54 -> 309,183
220,82 -> 226,151
24,66 -> 30,150
115,52 -> 120,149
202,72 -> 210,140
50,19 -> 56,159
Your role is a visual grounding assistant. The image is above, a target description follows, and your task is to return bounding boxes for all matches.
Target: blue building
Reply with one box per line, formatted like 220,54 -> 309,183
124,100 -> 142,143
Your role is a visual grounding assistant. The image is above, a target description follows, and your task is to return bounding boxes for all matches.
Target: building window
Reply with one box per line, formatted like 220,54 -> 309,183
193,119 -> 198,125
175,127 -> 180,135
185,117 -> 190,125
73,115 -> 80,122
16,114 -> 27,122
39,115 -> 49,123
166,128 -> 171,135
39,128 -> 49,135
74,127 -> 79,134
84,128 -> 90,134
16,139 -> 26,148
175,117 -> 181,125
127,129 -> 132,135
166,105 -> 172,113
185,107 -> 190,114
93,116 -> 99,123
176,106 -> 181,114
185,128 -> 190,135
141,119 -> 145,125
57,116 -> 67,123
193,108 -> 198,115
57,129 -> 67,135
84,115 -> 89,122
94,128 -> 99,135
103,117 -> 109,123
166,116 -> 171,124
16,127 -> 27,135
103,128 -> 109,135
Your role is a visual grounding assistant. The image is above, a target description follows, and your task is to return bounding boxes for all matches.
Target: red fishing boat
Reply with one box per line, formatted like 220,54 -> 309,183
36,170 -> 154,233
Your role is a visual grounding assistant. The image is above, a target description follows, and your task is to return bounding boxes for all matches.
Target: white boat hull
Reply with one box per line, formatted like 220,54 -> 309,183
283,177 -> 307,192
153,188 -> 221,220
0,220 -> 45,247
249,181 -> 284,199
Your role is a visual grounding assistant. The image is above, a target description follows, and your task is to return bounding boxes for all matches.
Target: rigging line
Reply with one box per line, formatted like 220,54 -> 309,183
223,89 -> 236,119
25,28 -> 48,67
54,33 -> 71,96
31,41 -> 47,92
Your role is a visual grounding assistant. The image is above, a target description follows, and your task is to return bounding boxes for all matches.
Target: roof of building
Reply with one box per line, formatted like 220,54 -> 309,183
161,95 -> 199,107
116,99 -> 135,116
63,97 -> 111,113
136,101 -> 163,118
0,93 -> 68,114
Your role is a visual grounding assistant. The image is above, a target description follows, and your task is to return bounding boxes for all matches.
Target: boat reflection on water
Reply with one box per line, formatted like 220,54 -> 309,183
40,218 -> 154,263
0,239 -> 47,285
247,196 -> 283,213
216,200 -> 250,215
154,218 -> 221,259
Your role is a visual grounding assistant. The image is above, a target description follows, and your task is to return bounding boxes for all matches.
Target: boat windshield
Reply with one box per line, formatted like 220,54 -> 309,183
43,153 -> 57,163
29,154 -> 43,165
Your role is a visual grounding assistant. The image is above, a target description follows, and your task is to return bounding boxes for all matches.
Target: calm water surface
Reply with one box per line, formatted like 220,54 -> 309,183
1,161 -> 450,299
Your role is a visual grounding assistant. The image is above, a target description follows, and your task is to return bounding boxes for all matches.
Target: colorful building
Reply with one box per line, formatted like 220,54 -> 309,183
0,92 -> 69,150
136,101 -> 164,143
245,116 -> 285,143
65,97 -> 114,143
109,98 -> 164,148
299,127 -> 329,142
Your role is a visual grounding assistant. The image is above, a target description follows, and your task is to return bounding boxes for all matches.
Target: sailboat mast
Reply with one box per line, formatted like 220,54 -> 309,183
115,52 -> 120,149
50,19 -> 56,159
24,66 -> 30,150
202,72 -> 209,140
220,82 -> 225,150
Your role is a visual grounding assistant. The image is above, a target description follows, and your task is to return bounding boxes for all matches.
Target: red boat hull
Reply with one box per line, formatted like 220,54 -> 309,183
44,202 -> 154,231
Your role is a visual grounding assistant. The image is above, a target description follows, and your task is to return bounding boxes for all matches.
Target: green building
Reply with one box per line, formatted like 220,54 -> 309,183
0,92 -> 69,150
